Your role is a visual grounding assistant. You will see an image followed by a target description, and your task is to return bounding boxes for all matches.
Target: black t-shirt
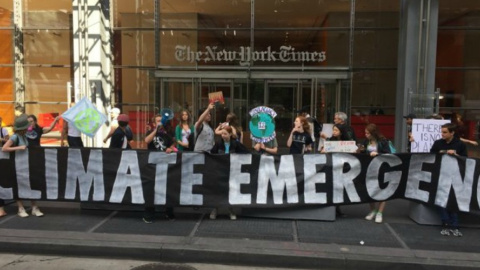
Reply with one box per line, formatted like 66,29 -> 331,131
26,126 -> 43,147
430,136 -> 467,157
147,128 -> 174,151
289,131 -> 313,154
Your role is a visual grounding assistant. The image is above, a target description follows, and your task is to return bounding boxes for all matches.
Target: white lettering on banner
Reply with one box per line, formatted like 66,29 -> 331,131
257,155 -> 298,204
435,155 -> 475,212
109,151 -> 144,204
0,150 -> 13,199
180,153 -> 204,205
405,154 -> 435,202
65,149 -> 105,201
174,45 -> 326,66
16,149 -> 41,199
332,153 -> 361,203
303,154 -> 327,204
45,149 -> 59,199
148,152 -> 177,205
366,154 -> 402,200
229,154 -> 252,205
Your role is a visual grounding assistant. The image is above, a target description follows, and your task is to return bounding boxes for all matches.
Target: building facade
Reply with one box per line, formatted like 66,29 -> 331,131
0,0 -> 478,151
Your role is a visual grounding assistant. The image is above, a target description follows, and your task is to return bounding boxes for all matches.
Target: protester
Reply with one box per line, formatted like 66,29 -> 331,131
103,108 -> 121,144
143,114 -> 176,223
215,112 -> 243,143
210,125 -> 249,220
300,112 -> 322,151
359,123 -> 391,223
60,103 -> 84,148
430,123 -> 467,237
108,114 -> 132,149
253,138 -> 278,155
194,103 -> 215,152
0,116 -> 8,217
26,115 -> 60,147
451,112 -> 478,146
175,109 -> 195,151
2,114 -> 44,217
287,115 -> 313,154
403,113 -> 416,152
321,112 -> 356,142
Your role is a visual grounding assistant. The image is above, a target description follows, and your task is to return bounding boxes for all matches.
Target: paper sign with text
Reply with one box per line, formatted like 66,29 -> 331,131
411,119 -> 450,153
323,140 -> 357,153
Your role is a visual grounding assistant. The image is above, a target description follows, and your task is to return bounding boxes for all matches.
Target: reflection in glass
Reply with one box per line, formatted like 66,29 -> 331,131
353,29 -> 399,68
24,30 -> 71,65
115,30 -> 155,67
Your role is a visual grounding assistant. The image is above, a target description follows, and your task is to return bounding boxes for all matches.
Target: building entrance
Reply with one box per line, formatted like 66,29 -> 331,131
154,70 -> 348,151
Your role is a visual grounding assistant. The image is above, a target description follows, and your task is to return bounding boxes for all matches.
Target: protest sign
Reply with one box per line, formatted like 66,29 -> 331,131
323,141 -> 357,153
208,91 -> 224,104
62,97 -> 107,137
411,119 -> 450,153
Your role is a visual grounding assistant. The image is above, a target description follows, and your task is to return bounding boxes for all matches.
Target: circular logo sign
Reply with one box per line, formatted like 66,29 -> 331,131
249,106 -> 277,143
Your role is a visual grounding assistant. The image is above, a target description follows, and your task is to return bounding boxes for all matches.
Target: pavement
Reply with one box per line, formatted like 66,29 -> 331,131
0,199 -> 479,270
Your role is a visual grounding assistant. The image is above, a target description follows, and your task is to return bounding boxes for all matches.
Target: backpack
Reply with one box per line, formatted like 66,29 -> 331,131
388,140 -> 397,153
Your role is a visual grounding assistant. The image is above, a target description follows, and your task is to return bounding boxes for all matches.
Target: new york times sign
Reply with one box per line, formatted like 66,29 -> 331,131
0,148 -> 479,212
174,45 -> 326,66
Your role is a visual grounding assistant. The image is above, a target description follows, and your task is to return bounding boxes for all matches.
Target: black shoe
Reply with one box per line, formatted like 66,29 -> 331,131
165,213 -> 175,221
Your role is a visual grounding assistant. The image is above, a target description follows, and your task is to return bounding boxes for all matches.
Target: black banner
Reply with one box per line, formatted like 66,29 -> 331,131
0,148 -> 479,212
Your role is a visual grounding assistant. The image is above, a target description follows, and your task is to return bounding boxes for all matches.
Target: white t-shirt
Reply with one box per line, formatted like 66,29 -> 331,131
68,123 -> 81,137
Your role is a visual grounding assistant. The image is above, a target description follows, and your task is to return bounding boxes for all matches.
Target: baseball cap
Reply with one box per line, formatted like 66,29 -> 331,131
117,114 -> 129,122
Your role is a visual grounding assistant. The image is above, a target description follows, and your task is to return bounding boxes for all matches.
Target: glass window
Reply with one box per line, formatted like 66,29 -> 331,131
355,0 -> 400,28
23,0 -> 72,28
437,30 -> 480,68
160,0 -> 251,29
353,29 -> 399,68
253,30 -> 348,67
0,66 -> 13,125
351,70 -> 397,115
113,0 -> 155,28
0,30 -> 12,64
439,1 -> 480,27
23,30 -> 71,65
24,67 -> 70,103
255,0 -> 351,28
0,0 -> 13,27
114,30 -> 155,67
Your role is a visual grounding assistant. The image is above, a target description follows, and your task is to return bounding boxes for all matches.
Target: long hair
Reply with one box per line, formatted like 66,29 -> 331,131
226,112 -> 242,132
297,115 -> 311,134
365,123 -> 385,142
179,109 -> 192,126
28,115 -> 40,129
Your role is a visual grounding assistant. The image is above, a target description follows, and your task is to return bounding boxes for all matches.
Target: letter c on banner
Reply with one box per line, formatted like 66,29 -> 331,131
366,154 -> 402,200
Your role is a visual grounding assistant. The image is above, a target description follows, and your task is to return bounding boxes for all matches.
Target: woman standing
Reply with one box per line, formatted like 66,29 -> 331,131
360,123 -> 391,223
175,110 -> 195,151
210,125 -> 249,220
215,112 -> 243,143
2,114 -> 44,217
287,115 -> 313,154
26,115 -> 60,147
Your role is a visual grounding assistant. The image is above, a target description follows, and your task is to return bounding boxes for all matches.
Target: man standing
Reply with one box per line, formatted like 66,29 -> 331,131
321,111 -> 356,141
430,123 -> 467,237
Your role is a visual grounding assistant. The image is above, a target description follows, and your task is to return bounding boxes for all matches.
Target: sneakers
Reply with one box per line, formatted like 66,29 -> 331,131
228,209 -> 237,220
365,210 -> 377,221
18,208 -> 29,218
31,207 -> 44,217
450,229 -> 463,237
440,227 -> 450,236
375,212 -> 383,223
209,208 -> 217,220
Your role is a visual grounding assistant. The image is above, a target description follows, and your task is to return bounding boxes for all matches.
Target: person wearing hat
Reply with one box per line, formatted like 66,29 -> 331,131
103,107 -> 121,144
108,113 -> 132,149
403,113 -> 417,152
2,114 -> 44,218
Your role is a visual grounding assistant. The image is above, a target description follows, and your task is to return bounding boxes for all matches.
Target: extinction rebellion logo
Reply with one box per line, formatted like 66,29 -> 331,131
175,45 -> 326,66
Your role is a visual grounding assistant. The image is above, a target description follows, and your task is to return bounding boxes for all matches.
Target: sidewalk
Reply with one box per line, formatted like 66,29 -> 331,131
0,199 -> 479,269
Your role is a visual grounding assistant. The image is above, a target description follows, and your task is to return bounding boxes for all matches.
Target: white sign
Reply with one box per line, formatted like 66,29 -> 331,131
411,119 -> 450,153
175,45 -> 326,66
318,123 -> 333,151
323,141 -> 358,153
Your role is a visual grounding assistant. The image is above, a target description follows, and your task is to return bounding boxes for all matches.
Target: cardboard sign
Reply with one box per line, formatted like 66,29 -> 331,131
411,119 -> 450,153
208,91 -> 224,104
323,141 -> 357,153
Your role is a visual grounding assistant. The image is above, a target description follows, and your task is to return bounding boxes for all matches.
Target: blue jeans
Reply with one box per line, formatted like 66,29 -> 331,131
439,207 -> 459,229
